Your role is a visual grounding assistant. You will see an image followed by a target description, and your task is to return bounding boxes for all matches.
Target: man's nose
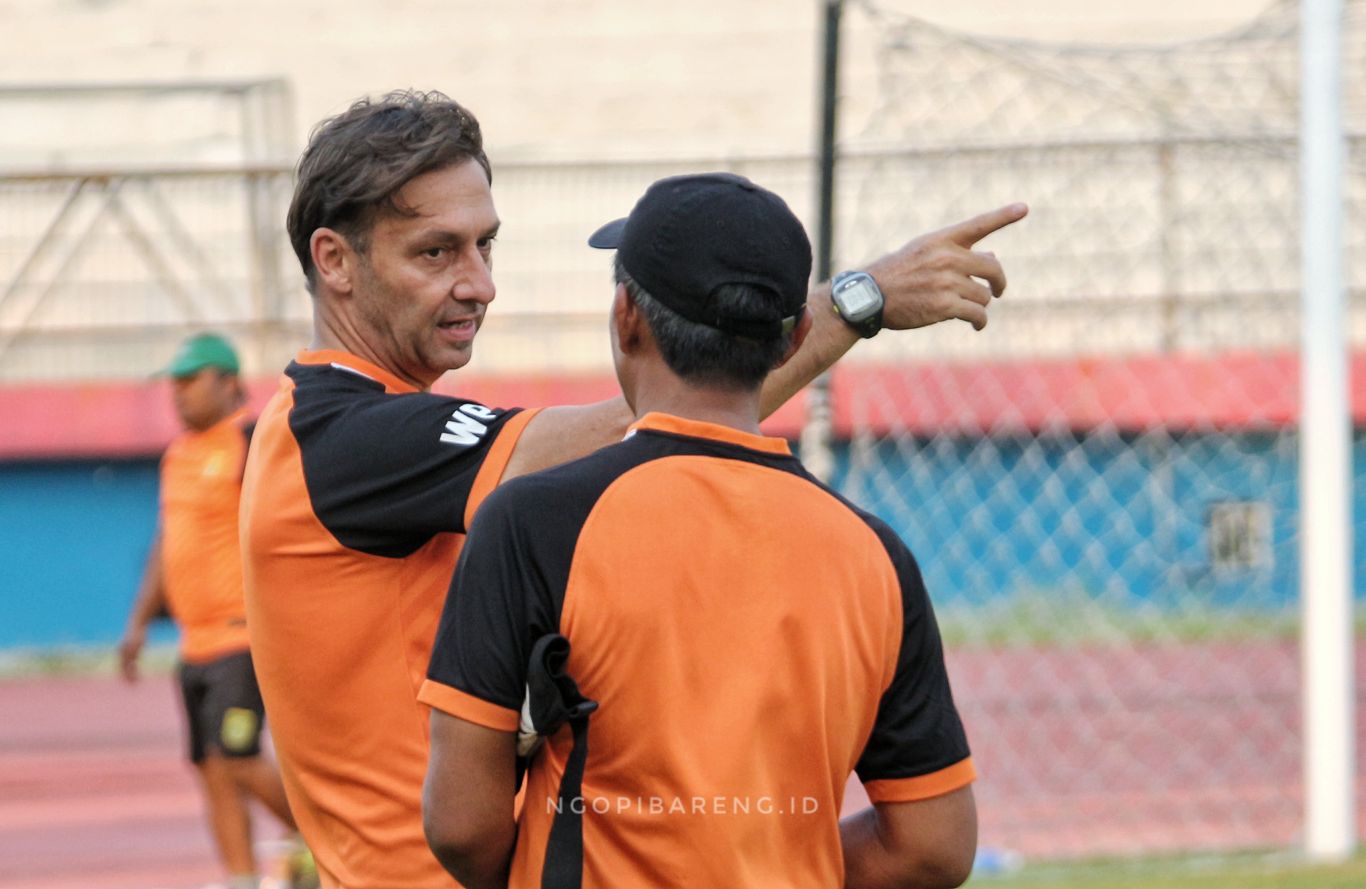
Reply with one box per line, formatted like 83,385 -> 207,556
453,252 -> 496,305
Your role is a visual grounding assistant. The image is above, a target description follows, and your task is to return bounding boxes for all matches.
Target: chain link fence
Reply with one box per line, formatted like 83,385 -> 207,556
832,0 -> 1365,860
0,156 -> 821,382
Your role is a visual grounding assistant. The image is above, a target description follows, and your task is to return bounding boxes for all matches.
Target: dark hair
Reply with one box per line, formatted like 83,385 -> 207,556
287,89 -> 492,291
614,257 -> 793,390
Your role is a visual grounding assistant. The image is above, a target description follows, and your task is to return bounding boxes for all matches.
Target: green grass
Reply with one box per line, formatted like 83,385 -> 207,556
935,587 -> 1366,649
974,851 -> 1366,888
0,642 -> 178,679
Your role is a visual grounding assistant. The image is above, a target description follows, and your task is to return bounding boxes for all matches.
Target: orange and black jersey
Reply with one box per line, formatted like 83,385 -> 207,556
422,412 -> 973,889
160,407 -> 254,663
240,349 -> 539,889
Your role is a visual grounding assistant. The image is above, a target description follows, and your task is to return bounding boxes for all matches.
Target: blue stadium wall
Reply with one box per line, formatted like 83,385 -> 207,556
0,458 -> 174,650
839,430 -> 1366,612
2,431 -> 1365,650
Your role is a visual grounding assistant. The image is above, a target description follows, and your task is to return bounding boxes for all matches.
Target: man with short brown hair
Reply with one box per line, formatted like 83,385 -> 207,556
241,89 -> 1022,889
120,332 -> 303,889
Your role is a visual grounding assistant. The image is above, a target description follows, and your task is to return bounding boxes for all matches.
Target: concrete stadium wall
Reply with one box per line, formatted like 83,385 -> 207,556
0,1 -> 1267,168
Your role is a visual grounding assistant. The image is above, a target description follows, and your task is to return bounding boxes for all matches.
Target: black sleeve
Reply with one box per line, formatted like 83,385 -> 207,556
426,480 -> 561,712
290,372 -> 524,557
855,529 -> 971,783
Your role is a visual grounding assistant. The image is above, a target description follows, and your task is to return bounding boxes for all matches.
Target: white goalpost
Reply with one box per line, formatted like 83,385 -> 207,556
1300,0 -> 1356,863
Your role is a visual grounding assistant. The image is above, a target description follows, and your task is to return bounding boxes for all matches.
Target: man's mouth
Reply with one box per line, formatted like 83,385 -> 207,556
437,318 -> 478,342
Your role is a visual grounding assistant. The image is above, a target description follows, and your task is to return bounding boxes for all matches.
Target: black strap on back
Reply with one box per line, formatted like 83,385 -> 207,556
521,634 -> 597,889
542,712 -> 592,889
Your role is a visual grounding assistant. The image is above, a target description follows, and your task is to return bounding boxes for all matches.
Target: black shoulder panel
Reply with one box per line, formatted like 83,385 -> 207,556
426,430 -> 670,711
285,361 -> 522,558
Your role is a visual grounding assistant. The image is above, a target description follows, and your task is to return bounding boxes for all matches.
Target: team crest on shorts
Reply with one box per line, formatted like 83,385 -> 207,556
221,707 -> 260,752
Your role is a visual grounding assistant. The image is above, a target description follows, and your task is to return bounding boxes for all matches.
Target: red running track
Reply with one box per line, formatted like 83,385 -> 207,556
2,639 -> 1364,887
954,638 -> 1366,859
0,675 -> 287,889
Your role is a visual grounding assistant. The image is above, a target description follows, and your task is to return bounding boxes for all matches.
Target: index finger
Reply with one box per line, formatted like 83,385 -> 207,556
940,202 -> 1028,247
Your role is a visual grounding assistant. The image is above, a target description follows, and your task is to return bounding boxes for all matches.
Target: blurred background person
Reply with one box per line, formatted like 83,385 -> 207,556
118,331 -> 311,889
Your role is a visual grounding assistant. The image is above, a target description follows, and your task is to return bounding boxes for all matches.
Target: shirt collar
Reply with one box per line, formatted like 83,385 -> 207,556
627,412 -> 792,456
295,349 -> 419,394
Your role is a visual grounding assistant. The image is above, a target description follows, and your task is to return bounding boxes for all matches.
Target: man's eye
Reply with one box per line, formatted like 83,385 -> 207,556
477,236 -> 497,250
422,246 -> 446,258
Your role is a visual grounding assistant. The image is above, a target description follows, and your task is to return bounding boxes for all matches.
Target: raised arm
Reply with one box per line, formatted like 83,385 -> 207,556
499,397 -> 634,482
502,203 -> 1027,481
761,202 -> 1027,417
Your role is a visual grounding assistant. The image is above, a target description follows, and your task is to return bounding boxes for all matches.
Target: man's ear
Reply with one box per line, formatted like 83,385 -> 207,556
773,308 -> 813,370
612,283 -> 648,354
311,228 -> 356,294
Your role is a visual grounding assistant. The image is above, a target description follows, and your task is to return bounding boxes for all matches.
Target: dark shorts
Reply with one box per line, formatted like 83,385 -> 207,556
177,649 -> 266,764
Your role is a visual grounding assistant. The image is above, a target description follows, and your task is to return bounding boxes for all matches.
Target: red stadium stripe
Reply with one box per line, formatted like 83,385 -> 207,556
1,351 -> 1362,459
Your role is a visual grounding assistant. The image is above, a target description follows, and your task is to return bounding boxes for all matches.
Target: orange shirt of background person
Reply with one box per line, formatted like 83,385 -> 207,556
119,332 -> 310,889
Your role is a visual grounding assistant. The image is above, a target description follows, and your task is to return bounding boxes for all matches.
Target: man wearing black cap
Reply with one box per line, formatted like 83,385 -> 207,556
422,174 -> 978,889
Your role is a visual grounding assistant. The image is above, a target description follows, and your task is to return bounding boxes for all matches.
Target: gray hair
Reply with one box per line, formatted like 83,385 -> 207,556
614,256 -> 794,391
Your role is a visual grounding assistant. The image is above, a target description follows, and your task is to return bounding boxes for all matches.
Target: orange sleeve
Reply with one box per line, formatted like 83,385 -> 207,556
862,757 -> 976,804
418,679 -> 520,732
464,407 -> 542,529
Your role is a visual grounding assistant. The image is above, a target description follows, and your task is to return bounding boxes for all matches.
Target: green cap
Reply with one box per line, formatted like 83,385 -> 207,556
163,332 -> 240,378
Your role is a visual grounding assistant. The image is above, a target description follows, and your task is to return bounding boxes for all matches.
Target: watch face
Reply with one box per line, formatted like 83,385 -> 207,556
836,277 -> 881,318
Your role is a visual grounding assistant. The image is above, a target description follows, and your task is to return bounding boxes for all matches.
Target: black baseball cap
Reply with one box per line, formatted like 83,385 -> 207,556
588,172 -> 811,340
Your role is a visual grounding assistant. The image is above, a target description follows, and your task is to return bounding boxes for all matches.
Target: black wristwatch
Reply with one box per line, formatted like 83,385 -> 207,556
830,271 -> 885,339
